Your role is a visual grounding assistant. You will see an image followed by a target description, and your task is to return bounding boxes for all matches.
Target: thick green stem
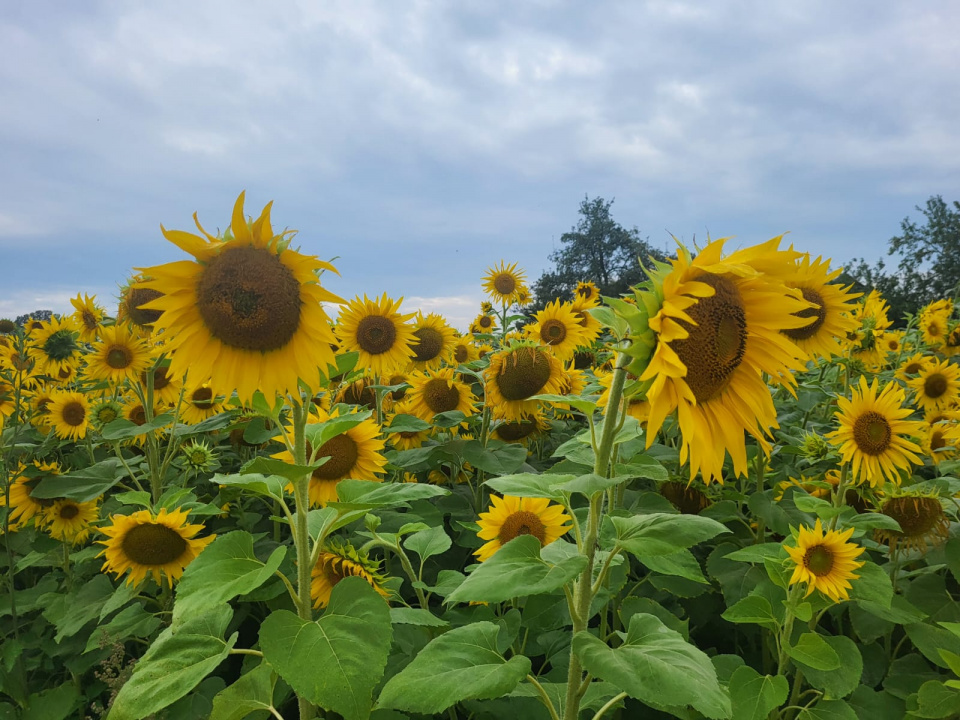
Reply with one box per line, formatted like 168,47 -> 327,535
290,400 -> 316,720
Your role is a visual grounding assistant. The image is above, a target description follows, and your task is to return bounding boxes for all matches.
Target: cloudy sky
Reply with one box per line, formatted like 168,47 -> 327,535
2,0 -> 958,328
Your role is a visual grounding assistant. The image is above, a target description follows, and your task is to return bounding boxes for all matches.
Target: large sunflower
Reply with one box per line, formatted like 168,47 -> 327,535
70,293 -> 106,342
43,498 -> 99,544
907,358 -> 960,413
84,324 -> 152,385
782,254 -> 860,360
47,390 -> 91,440
827,376 -> 923,487
484,342 -> 565,420
784,520 -> 865,603
405,368 -> 477,424
272,407 -> 387,507
407,313 -> 456,372
336,294 -> 416,376
474,495 -> 572,562
98,507 -> 215,586
482,261 -> 528,306
635,236 -> 812,483
311,541 -> 390,609
27,316 -> 82,377
525,300 -> 590,362
137,193 -> 342,402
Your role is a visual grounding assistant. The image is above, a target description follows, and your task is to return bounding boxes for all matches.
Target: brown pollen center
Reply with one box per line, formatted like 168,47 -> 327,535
499,510 -> 546,545
356,315 -> 397,355
62,401 -> 86,427
495,347 -> 552,401
852,411 -> 892,455
121,522 -> 189,565
311,434 -> 360,480
422,378 -> 461,414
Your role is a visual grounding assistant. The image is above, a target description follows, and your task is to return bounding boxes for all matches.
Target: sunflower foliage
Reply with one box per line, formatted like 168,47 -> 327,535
5,200 -> 960,720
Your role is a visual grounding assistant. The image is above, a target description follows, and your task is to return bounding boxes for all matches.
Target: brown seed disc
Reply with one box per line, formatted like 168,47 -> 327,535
310,434 -> 360,480
121,522 -> 188,565
60,504 -> 80,520
498,510 -> 546,545
497,420 -> 538,442
539,319 -> 567,345
803,544 -> 835,576
852,410 -> 892,455
125,288 -> 164,327
62,401 -> 86,427
106,345 -> 133,369
191,387 -> 214,408
882,496 -> 945,537
423,378 -> 460,414
129,405 -> 147,426
411,327 -> 443,363
356,315 -> 397,355
924,373 -> 948,399
493,274 -> 516,296
495,347 -> 552,401
454,344 -> 469,363
783,287 -> 828,340
659,480 -> 711,514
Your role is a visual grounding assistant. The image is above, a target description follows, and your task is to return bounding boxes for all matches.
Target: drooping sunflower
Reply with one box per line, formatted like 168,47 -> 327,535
492,411 -> 548,445
895,353 -> 934,383
634,236 -> 812,482
659,480 -> 712,514
0,461 -> 61,528
919,299 -> 953,347
98,507 -> 215,586
470,313 -> 497,335
311,541 -> 390,609
407,313 -> 456,372
920,421 -> 960,466
273,407 -> 388,506
43,498 -> 99,544
70,293 -> 106,342
474,495 -> 572,562
137,192 -> 343,402
907,358 -> 960,413
574,280 -> 601,308
484,342 -> 565,420
336,294 -> 416,376
334,375 -> 378,410
27,316 -> 82,377
451,334 -> 479,365
84,324 -> 152,385
827,376 -> 923,487
525,300 -> 591,363
0,343 -> 36,379
781,254 -> 860,360
784,519 -> 865,603
874,489 -> 950,554
0,318 -> 17,334
405,368 -> 477,424
179,382 -> 224,425
482,261 -> 528,306
47,390 -> 91,440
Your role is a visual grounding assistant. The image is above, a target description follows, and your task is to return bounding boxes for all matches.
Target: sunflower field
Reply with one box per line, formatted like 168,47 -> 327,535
5,194 -> 960,720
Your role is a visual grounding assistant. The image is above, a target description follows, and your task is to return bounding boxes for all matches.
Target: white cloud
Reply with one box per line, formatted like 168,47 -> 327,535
0,287 -> 115,320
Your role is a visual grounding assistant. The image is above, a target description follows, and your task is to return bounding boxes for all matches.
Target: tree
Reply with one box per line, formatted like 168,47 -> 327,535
15,309 -> 52,326
847,195 -> 960,322
529,196 -> 667,311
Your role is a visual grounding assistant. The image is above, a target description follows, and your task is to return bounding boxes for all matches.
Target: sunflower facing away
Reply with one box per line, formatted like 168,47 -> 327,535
782,253 -> 860,360
84,323 -> 152,385
70,293 -> 105,342
785,519 -> 865,603
137,192 -> 343,402
47,390 -> 91,440
407,313 -> 456,372
482,261 -> 528,306
827,376 -> 923,487
907,358 -> 960,413
474,495 -> 572,562
43,498 -> 99,544
311,540 -> 390,609
405,367 -> 477,424
525,300 -> 591,362
635,236 -> 813,483
98,507 -> 215,586
874,489 -> 950,554
484,342 -> 565,420
336,294 -> 416,376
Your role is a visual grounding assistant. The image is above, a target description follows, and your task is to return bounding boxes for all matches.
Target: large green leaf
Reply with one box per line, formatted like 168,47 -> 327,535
260,577 -> 392,720
445,536 -> 587,605
722,595 -> 780,630
728,666 -> 788,720
173,531 -> 286,625
30,457 -> 129,502
906,623 -> 960,669
240,456 -> 324,482
785,633 -> 840,671
213,472 -> 287,501
328,479 -> 449,510
305,411 -> 374,450
908,680 -> 960,719
798,635 -> 862,699
482,473 -> 574,502
572,613 -> 731,719
108,605 -> 237,720
404,525 -> 452,562
85,603 -> 161,653
608,513 -> 729,557
41,574 -> 116,642
796,699 -> 857,719
101,413 -> 175,440
377,622 -> 531,713
209,662 -> 277,720
462,440 -> 528,475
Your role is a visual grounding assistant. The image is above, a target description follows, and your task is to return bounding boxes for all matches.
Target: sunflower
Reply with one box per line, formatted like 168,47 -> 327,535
0,318 -> 16,334
784,519 -> 865,603
51,363 -> 78,386
27,316 -> 82,377
0,379 -> 16,419
273,407 -> 387,507
98,508 -> 215,586
405,368 -> 477,423
179,382 -> 224,425
452,334 -> 480,365
919,299 -> 953,347
43,498 -> 99,544
474,495 -> 572,562
482,261 -> 528,306
139,361 -> 183,406
477,342 -> 494,359
659,480 -> 712,514
311,540 -> 390,609
182,439 -> 218,472
944,325 -> 960,358
525,300 -> 590,362
0,461 -> 61,528
388,422 -> 432,451
70,293 -> 106,342
774,473 -> 837,502
484,342 -> 565,421
874,489 -> 950,554
137,192 -> 342,402
84,324 -> 152,385
827,376 -> 923,488
551,366 -> 588,417
470,313 -> 497,335
0,344 -> 36,376
27,388 -> 55,432
920,421 -> 960,466
47,390 -> 91,440
334,376 -> 378,410
384,373 -> 410,402
781,254 -> 860,360
480,301 -> 494,314
428,464 -> 471,485
118,276 -> 165,332
907,358 -> 960,413
896,353 -> 935,383
569,298 -> 602,346
878,331 -> 903,357
407,313 -> 456,372
634,236 -> 812,482
336,294 -> 416,376
492,411 -> 548,445
91,400 -> 123,429
848,290 -> 892,370
574,280 -> 601,308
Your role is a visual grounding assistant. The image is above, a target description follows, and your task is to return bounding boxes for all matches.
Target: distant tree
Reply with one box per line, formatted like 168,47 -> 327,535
529,196 -> 668,312
847,195 -> 960,322
15,309 -> 52,326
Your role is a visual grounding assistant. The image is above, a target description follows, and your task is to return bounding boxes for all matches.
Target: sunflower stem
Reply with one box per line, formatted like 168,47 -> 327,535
290,398 -> 316,720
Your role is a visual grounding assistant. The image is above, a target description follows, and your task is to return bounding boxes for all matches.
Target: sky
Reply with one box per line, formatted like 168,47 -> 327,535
1,0 -> 959,329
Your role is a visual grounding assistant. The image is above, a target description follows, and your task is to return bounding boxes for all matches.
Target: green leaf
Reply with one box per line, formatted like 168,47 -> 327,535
377,622 -> 531,713
305,410 -> 374,450
328,479 -> 449,510
209,662 -> 277,720
30,457 -> 129,502
609,512 -> 729,557
483,473 -> 574,502
462,440 -> 528,475
42,574 -> 116,642
905,623 -> 960,669
848,561 -> 893,609
723,544 -> 784,563
910,680 -> 960,719
796,699 -> 857,719
213,472 -> 287,501
389,608 -> 448,628
21,684 -> 78,720
587,306 -> 629,337
108,605 -> 237,720
847,513 -> 902,532
847,686 -> 906,720
728,666 -> 788,720
240,456 -> 323,482
85,603 -> 161,653
722,595 -> 780,629
173,531 -> 286,626
573,613 -> 731,719
798,635 -> 862,699
446,535 -> 588,605
432,410 -> 467,428
531,393 -> 599,414
785,633 -> 841,671
403,525 -> 452,563
556,472 -> 634,497
386,414 -> 431,433
259,577 -> 392,720
614,454 -> 669,482
639,549 -> 709,583
101,413 -> 175,440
